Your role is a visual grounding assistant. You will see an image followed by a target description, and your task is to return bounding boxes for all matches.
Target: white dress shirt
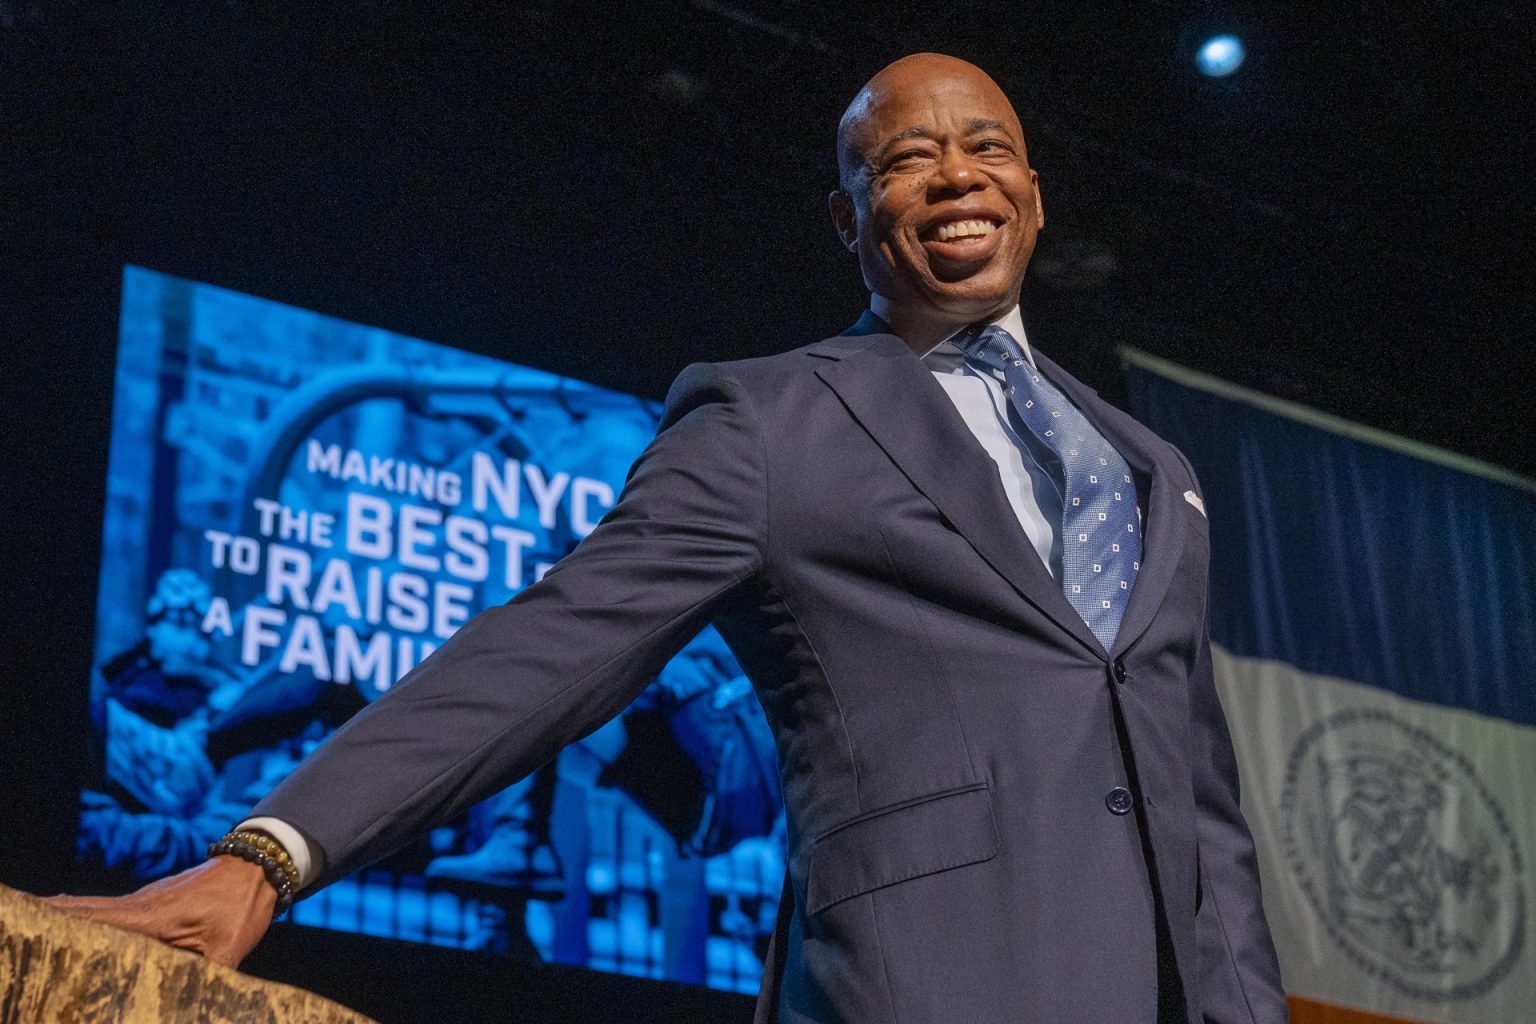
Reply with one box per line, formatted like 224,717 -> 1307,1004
240,305 -> 1076,889
921,306 -> 1064,578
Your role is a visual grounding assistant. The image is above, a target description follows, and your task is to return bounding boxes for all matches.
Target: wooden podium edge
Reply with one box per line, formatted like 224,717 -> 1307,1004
0,882 -> 377,1024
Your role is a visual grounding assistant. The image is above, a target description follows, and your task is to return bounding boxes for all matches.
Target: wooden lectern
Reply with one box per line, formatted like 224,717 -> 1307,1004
0,883 -> 375,1023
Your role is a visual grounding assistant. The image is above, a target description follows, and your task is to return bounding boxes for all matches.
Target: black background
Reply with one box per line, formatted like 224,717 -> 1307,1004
3,2 -> 1531,1020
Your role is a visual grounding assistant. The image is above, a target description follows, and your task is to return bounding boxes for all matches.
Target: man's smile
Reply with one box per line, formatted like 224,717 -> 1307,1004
934,218 -> 997,240
919,213 -> 1007,266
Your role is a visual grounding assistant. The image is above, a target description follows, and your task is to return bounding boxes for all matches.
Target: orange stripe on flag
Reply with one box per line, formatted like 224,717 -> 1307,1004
1288,995 -> 1432,1024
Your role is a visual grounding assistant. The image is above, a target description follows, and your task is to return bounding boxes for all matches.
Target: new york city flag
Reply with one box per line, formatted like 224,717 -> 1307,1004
1124,349 -> 1534,1024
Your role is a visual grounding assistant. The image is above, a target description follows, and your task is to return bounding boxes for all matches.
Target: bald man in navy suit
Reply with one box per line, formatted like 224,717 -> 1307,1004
53,54 -> 1287,1024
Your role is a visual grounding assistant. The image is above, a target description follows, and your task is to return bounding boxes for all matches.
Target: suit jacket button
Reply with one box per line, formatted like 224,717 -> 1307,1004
1105,787 -> 1134,815
1112,660 -> 1129,684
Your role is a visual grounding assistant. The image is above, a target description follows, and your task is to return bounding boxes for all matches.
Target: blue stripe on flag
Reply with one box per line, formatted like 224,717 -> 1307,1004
1125,355 -> 1536,726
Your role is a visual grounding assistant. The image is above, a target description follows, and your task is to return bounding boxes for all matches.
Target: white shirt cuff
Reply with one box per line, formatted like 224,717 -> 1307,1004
235,816 -> 315,890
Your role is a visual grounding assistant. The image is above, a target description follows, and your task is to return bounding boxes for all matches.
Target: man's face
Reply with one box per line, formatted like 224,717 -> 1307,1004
832,58 -> 1044,324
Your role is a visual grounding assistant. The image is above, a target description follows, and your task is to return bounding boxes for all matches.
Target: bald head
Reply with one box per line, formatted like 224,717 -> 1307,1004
837,54 -> 1025,194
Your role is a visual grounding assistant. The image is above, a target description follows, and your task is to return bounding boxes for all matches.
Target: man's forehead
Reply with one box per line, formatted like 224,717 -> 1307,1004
842,63 -> 1021,148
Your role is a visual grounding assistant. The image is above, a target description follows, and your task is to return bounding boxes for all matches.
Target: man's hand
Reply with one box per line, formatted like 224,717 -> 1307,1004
44,856 -> 276,969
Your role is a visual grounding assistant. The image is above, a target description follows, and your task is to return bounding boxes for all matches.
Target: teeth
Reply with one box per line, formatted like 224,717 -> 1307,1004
936,219 -> 996,241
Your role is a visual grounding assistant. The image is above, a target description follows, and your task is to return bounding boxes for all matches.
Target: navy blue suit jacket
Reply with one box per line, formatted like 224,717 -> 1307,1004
254,316 -> 1288,1023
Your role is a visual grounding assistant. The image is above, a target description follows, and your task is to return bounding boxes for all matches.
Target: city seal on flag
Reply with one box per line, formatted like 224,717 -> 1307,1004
1280,706 -> 1525,1001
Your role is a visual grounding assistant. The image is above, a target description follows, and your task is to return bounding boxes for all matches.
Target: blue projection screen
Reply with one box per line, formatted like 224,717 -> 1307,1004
80,266 -> 784,992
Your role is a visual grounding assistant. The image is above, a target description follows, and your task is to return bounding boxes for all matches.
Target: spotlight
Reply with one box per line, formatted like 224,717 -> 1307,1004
1196,34 -> 1245,77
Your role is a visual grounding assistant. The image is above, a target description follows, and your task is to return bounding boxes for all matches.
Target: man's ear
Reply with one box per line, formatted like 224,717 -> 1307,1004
828,190 -> 858,252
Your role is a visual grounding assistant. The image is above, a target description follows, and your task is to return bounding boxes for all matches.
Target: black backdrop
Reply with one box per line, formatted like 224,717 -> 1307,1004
3,3 -> 1532,1021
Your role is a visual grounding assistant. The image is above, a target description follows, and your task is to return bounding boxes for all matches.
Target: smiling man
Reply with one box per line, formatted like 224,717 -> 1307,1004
830,55 -> 1045,353
51,54 -> 1287,1024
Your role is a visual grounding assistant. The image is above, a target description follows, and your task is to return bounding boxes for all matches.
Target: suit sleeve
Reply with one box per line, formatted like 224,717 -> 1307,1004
1174,447 -> 1289,1024
1189,614 -> 1288,1022
248,363 -> 767,891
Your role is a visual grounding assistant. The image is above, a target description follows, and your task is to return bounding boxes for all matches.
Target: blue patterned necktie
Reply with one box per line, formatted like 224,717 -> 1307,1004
957,324 -> 1141,652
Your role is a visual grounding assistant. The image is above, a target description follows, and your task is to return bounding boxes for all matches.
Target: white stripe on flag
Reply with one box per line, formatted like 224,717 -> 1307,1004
1213,643 -> 1534,1024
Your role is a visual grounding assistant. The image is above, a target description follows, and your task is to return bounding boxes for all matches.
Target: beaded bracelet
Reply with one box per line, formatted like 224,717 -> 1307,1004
207,830 -> 300,912
225,830 -> 301,887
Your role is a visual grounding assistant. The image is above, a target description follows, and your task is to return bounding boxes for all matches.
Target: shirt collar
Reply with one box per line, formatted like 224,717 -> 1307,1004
919,305 -> 1036,374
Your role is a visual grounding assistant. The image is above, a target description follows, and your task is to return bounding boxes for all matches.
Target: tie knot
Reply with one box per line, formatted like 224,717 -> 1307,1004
956,323 -> 1023,374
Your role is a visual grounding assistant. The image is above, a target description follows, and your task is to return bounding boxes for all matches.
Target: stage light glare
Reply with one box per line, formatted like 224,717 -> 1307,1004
1196,34 -> 1245,77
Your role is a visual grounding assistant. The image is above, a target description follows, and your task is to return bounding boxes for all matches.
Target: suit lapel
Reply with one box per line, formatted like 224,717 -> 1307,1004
809,327 -> 1105,658
1028,348 -> 1187,658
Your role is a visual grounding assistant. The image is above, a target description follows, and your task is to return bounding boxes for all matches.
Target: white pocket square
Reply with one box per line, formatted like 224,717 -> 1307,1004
1183,490 -> 1206,517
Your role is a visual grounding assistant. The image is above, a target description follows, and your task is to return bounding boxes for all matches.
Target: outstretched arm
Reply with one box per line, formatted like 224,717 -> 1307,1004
50,362 -> 768,965
253,362 -> 768,887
